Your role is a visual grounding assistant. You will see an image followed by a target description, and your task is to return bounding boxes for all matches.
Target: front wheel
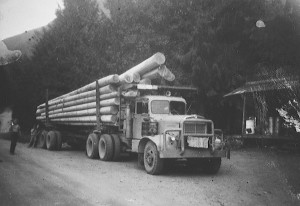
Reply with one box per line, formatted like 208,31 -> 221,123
144,141 -> 164,175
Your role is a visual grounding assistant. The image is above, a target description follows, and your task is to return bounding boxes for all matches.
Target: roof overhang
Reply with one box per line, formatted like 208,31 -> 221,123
224,78 -> 299,97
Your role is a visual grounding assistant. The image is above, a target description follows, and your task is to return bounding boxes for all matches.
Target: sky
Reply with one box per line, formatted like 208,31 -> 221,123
0,0 -> 64,40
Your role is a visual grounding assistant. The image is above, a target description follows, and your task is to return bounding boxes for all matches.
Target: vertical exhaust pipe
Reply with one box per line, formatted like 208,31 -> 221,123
125,103 -> 132,139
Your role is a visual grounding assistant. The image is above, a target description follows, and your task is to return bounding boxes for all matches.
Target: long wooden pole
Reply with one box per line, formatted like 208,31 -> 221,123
119,53 -> 165,80
47,115 -> 118,123
38,74 -> 119,108
37,96 -> 96,113
142,65 -> 175,82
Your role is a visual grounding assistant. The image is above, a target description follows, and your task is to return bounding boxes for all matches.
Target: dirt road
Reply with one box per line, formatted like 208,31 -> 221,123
0,138 -> 299,206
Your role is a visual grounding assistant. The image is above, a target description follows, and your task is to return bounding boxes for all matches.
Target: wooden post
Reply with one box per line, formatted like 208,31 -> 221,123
45,89 -> 49,124
242,94 -> 246,137
96,81 -> 101,131
118,87 -> 122,131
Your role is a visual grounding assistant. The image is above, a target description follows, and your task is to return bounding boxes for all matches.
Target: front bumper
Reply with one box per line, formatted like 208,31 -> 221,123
159,128 -> 230,159
160,147 -> 230,159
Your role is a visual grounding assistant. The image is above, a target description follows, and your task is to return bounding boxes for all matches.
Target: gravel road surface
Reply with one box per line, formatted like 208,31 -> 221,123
0,138 -> 299,206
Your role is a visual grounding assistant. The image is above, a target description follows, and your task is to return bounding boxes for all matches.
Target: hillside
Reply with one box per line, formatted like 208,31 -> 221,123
2,27 -> 45,58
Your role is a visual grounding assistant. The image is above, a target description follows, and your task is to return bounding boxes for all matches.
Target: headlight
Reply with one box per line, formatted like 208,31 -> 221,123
214,138 -> 222,149
166,131 -> 180,145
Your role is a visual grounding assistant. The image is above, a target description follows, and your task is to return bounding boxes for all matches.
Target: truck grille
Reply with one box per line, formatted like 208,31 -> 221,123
184,122 -> 206,134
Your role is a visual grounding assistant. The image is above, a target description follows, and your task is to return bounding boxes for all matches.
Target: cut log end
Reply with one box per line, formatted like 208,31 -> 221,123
153,52 -> 166,65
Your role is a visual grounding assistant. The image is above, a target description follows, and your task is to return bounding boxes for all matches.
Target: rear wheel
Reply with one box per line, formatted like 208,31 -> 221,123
46,131 -> 57,151
144,141 -> 164,175
55,131 -> 62,151
111,134 -> 121,161
37,130 -> 47,149
86,133 -> 99,159
99,134 -> 114,161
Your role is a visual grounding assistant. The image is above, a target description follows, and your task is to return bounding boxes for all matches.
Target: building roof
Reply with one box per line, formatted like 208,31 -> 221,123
224,78 -> 300,97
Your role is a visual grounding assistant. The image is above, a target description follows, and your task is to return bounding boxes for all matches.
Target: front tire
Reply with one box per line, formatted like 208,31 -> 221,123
86,133 -> 99,159
144,141 -> 164,175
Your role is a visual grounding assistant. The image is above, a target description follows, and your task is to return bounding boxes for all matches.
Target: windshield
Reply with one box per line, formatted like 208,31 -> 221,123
170,101 -> 185,115
151,100 -> 169,114
151,100 -> 185,115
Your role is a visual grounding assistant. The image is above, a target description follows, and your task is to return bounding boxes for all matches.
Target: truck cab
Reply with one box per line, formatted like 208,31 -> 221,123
128,93 -> 230,175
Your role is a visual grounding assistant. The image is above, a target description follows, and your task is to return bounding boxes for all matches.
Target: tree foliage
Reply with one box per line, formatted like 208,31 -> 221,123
2,0 -> 300,130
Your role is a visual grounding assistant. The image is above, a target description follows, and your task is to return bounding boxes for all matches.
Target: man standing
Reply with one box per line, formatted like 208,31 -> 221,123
10,118 -> 21,154
28,123 -> 40,148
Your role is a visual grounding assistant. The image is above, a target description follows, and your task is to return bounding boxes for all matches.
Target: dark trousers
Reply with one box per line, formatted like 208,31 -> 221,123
10,132 -> 19,154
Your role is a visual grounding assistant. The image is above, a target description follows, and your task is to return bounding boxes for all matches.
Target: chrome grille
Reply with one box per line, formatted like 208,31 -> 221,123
184,122 -> 206,134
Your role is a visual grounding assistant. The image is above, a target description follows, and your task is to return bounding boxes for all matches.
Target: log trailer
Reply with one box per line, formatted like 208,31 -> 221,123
35,53 -> 230,175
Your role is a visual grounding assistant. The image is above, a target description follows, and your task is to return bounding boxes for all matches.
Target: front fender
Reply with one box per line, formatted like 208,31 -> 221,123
137,134 -> 163,154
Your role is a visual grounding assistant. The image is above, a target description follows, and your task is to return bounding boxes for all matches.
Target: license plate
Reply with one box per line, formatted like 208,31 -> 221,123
187,137 -> 208,148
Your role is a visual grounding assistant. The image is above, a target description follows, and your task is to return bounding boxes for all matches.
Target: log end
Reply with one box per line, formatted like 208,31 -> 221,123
153,52 -> 166,65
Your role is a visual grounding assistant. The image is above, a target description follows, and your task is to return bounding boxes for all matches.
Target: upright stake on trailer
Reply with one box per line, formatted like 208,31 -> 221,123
96,81 -> 101,131
118,87 -> 122,131
45,89 -> 49,124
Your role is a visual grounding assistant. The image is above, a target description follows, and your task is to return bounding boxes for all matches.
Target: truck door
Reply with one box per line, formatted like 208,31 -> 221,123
133,100 -> 149,139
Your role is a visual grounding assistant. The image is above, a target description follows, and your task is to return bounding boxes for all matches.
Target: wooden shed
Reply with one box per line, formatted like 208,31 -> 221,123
224,77 -> 300,140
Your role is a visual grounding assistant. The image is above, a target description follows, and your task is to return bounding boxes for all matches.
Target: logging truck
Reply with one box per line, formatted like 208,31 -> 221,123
35,53 -> 230,175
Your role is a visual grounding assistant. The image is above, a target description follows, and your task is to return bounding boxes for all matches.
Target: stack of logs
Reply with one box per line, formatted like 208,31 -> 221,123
36,52 -> 175,126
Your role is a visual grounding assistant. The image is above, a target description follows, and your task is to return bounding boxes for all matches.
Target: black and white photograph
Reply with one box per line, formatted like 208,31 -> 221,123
0,0 -> 300,205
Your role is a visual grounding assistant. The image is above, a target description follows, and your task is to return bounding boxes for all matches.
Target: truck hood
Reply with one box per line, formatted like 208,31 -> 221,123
152,114 -> 205,132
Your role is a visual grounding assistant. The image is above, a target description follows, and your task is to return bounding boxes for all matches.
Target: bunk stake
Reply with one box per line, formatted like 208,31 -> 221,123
45,89 -> 49,124
96,80 -> 101,131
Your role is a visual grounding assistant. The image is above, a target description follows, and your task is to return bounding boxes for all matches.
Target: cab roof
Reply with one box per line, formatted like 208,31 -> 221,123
137,95 -> 186,103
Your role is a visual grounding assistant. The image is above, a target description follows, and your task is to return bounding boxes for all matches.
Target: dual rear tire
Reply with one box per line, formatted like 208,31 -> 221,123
37,130 -> 62,151
46,130 -> 63,151
86,133 -> 121,161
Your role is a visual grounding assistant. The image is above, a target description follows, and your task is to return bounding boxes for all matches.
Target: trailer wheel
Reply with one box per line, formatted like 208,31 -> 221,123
111,134 -> 121,161
37,130 -> 47,149
86,133 -> 99,159
203,158 -> 221,174
46,131 -> 57,151
144,141 -> 164,175
98,134 -> 114,161
55,131 -> 62,151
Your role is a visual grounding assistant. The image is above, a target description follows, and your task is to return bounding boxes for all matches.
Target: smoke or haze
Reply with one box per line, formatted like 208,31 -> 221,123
0,107 -> 12,133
